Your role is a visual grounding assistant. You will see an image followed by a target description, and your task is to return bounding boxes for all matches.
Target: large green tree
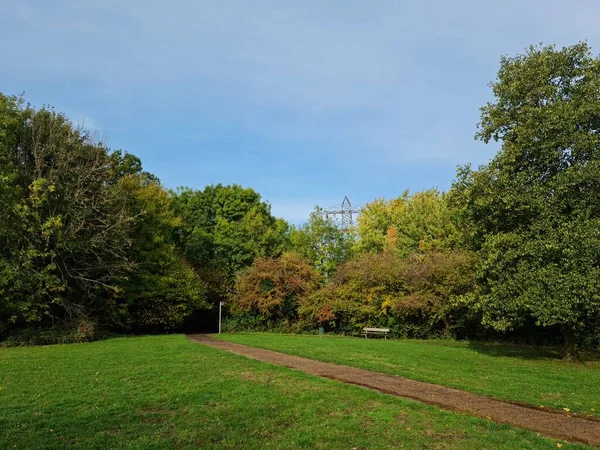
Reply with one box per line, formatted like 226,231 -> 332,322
454,43 -> 600,359
116,176 -> 207,330
289,206 -> 354,277
0,94 -> 135,331
173,184 -> 289,301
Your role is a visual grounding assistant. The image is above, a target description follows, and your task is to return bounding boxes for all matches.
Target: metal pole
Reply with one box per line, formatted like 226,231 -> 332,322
218,301 -> 222,334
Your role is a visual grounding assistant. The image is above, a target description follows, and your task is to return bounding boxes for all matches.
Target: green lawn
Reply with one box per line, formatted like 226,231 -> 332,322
0,335 -> 586,449
217,333 -> 600,418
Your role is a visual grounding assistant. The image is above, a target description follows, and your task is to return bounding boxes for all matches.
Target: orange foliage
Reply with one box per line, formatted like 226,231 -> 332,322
232,252 -> 321,322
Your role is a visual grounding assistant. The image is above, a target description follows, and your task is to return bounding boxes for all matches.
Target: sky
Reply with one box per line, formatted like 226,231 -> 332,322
2,1 -> 600,223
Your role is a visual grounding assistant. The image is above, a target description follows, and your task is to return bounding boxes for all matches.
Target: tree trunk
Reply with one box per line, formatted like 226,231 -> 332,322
562,324 -> 579,362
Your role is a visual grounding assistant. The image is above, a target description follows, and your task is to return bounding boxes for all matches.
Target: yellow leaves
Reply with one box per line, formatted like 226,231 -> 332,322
562,407 -> 570,412
380,297 -> 395,313
28,179 -> 56,206
41,215 -> 63,232
356,189 -> 456,256
556,443 -> 563,448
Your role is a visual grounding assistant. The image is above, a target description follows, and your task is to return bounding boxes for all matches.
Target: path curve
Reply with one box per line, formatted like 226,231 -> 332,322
188,334 -> 600,447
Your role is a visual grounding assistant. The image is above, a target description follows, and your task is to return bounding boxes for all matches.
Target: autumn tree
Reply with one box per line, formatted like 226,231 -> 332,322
454,43 -> 600,360
231,252 -> 321,327
300,251 -> 475,337
355,189 -> 458,257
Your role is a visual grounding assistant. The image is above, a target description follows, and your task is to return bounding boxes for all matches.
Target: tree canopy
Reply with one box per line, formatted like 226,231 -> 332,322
453,42 -> 600,359
0,94 -> 208,336
4,42 -> 600,357
355,189 -> 458,257
289,206 -> 354,277
0,95 -> 134,331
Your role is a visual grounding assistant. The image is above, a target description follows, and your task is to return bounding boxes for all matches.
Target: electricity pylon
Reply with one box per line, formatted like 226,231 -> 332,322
323,196 -> 361,230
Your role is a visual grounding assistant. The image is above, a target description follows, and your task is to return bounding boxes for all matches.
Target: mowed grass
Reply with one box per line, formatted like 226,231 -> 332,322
0,336 -> 588,449
217,333 -> 600,418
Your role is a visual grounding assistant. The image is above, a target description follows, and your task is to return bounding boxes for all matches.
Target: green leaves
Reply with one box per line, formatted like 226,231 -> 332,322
356,189 -> 459,257
116,177 -> 208,330
289,206 -> 353,277
0,95 -> 137,330
172,184 -> 290,306
0,93 -> 207,334
174,185 -> 288,273
457,42 -> 600,358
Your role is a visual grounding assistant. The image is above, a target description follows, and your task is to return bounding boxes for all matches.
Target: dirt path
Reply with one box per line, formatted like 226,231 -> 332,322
188,334 -> 600,446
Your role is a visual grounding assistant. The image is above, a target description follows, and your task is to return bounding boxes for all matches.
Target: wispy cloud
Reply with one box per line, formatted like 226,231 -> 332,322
64,110 -> 102,132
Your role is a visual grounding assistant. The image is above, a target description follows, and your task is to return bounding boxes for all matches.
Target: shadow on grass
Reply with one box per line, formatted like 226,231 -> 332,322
467,341 -> 600,363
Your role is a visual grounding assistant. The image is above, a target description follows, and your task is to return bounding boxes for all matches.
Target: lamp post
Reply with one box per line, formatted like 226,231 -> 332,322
218,301 -> 223,334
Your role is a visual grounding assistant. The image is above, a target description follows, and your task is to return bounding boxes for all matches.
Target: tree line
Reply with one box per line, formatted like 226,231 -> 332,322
2,42 -> 600,359
228,42 -> 600,360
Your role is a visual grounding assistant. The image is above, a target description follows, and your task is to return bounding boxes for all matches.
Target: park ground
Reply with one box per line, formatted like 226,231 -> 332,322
216,333 -> 600,419
0,334 -> 597,449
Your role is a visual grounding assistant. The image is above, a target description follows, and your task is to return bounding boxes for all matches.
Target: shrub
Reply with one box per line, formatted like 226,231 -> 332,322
0,319 -> 101,347
230,252 -> 321,329
300,253 -> 404,334
300,251 -> 478,338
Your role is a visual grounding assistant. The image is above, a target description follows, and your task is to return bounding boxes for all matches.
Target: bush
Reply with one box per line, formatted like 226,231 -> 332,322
0,319 -> 101,347
300,251 -> 479,338
230,252 -> 321,329
299,253 -> 406,334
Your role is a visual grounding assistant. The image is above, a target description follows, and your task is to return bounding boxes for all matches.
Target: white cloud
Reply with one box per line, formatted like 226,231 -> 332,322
65,111 -> 102,132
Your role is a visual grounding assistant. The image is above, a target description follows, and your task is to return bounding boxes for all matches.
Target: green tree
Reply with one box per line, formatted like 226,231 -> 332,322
108,149 -> 159,183
454,43 -> 600,360
173,184 -> 289,301
117,176 -> 208,330
0,94 -> 137,332
289,206 -> 354,276
355,189 -> 458,257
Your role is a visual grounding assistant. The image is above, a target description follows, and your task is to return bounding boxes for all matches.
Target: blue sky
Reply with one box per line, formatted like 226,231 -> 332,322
2,1 -> 600,223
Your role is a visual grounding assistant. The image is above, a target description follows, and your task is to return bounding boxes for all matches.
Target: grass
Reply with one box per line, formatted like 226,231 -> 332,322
216,333 -> 600,418
0,335 -> 589,449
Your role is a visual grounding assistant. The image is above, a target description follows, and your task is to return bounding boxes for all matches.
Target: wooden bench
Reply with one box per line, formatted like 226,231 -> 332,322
362,327 -> 390,339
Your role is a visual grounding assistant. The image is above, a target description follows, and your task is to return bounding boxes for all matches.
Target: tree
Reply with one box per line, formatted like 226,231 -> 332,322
173,184 -> 289,302
0,94 -> 136,331
108,149 -> 159,183
299,251 -> 475,337
453,43 -> 600,360
116,176 -> 208,330
355,190 -> 458,257
289,206 -> 354,276
300,253 -> 406,333
231,252 -> 321,327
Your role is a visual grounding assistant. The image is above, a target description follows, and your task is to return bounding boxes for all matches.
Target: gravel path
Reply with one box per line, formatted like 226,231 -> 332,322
188,334 -> 600,446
